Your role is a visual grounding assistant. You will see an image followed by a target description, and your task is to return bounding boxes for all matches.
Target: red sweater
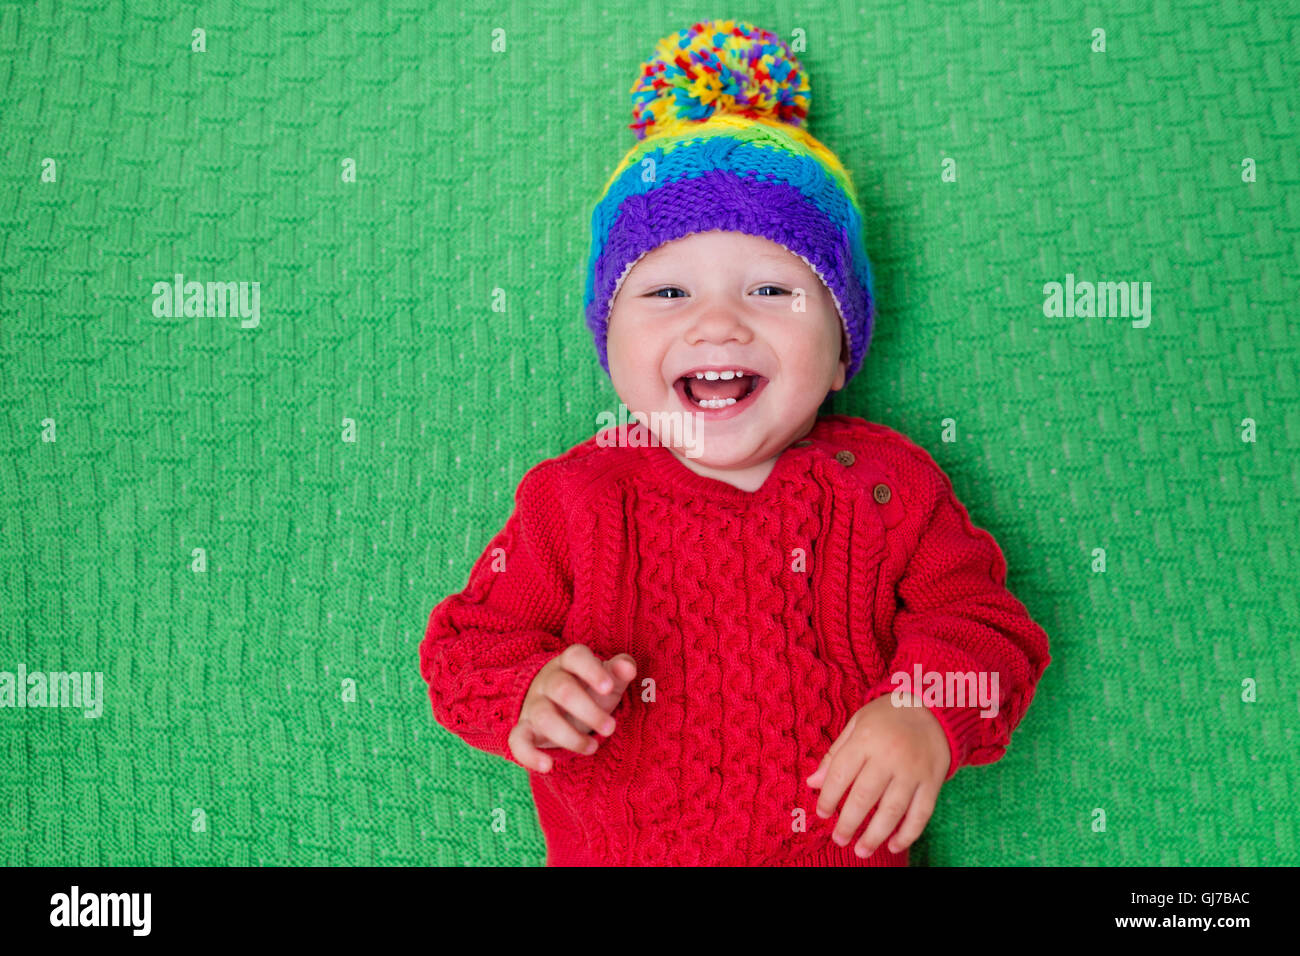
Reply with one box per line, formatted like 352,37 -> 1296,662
420,415 -> 1051,866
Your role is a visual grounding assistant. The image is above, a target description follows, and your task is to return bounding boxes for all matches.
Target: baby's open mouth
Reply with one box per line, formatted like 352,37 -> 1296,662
675,369 -> 766,410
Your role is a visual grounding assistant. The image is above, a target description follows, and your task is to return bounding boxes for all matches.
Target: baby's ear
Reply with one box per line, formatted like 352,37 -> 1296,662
830,331 -> 849,391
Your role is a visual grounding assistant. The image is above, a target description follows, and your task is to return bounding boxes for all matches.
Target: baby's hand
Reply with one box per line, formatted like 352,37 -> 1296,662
805,693 -> 950,858
508,644 -> 637,774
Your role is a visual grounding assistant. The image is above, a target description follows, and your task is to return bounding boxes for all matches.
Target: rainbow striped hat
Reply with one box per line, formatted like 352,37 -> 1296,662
583,19 -> 876,383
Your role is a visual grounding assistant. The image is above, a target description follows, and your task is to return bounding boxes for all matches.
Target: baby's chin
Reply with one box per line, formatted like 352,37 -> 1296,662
665,424 -> 772,465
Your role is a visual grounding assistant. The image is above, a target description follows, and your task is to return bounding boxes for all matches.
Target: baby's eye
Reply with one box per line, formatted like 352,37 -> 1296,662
753,285 -> 789,296
649,287 -> 687,298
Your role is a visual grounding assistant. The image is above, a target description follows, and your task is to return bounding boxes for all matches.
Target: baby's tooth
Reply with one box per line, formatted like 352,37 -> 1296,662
704,370 -> 720,380
719,370 -> 735,380
694,371 -> 705,379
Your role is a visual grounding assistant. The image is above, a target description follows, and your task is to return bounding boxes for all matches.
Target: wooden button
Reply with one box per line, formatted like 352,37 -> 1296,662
873,483 -> 891,504
834,450 -> 855,466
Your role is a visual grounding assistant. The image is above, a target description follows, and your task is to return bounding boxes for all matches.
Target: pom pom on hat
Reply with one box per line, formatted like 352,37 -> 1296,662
629,19 -> 811,140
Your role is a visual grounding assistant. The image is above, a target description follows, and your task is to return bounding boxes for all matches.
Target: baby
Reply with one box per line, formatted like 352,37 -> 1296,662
420,19 -> 1051,866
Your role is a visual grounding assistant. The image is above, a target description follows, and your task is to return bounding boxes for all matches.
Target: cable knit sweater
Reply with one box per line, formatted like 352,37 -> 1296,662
419,415 -> 1051,866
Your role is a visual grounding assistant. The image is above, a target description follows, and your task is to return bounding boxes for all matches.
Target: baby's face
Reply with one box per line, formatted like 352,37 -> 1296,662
606,230 -> 848,474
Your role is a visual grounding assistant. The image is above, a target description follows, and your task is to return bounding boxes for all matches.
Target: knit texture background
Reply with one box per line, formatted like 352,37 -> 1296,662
1,0 -> 1296,866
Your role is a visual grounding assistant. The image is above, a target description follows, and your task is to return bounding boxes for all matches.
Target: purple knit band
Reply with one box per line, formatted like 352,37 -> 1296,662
586,169 -> 871,382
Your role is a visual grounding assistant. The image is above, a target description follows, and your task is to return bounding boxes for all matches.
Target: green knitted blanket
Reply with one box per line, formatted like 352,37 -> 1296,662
1,0 -> 1295,866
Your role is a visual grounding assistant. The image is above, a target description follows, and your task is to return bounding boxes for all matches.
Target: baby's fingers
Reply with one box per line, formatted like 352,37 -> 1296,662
807,710 -> 859,788
507,722 -> 554,773
604,654 -> 637,695
830,761 -> 888,847
558,644 -> 615,695
581,658 -> 637,721
547,673 -> 617,737
854,778 -> 919,860
529,699 -> 600,757
887,781 -> 938,854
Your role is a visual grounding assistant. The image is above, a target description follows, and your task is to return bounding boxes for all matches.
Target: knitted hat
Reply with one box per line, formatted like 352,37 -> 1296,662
583,19 -> 876,384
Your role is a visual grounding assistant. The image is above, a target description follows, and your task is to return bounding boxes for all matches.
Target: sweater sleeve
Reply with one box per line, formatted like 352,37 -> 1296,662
859,467 -> 1051,782
418,463 -> 574,769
